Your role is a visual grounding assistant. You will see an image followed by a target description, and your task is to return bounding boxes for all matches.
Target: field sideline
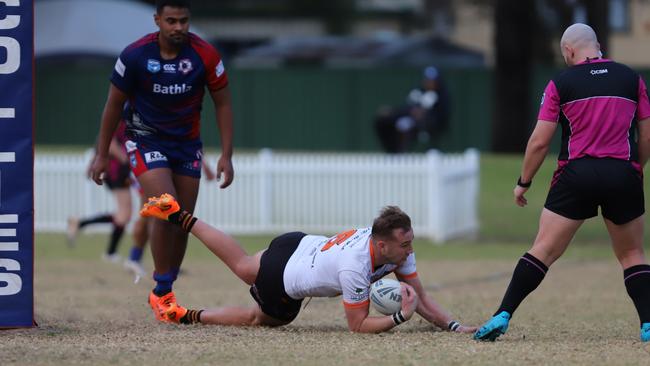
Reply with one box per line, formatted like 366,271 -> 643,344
3,154 -> 650,365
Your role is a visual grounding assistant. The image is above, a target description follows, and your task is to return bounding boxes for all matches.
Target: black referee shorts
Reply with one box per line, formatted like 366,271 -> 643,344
545,158 -> 644,225
249,231 -> 306,323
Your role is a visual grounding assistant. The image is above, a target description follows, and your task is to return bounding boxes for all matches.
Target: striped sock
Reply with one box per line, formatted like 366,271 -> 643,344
180,309 -> 203,324
168,210 -> 197,233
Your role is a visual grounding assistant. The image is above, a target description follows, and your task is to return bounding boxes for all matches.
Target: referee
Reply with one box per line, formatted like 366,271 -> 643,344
475,23 -> 650,342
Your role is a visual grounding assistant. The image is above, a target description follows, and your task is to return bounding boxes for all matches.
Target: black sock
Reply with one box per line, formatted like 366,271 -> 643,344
168,210 -> 197,233
624,264 -> 650,325
106,225 -> 125,255
180,309 -> 203,324
496,252 -> 548,316
79,214 -> 113,229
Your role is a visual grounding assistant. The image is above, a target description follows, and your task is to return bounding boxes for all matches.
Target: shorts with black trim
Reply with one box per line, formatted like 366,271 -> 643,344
249,231 -> 307,323
545,157 -> 644,225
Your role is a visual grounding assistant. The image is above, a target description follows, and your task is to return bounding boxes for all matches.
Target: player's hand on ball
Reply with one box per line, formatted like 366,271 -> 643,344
400,282 -> 418,319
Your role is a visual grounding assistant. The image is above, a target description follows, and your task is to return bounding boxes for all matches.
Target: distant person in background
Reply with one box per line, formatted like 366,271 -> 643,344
87,0 -> 235,323
375,66 -> 450,153
68,121 -> 132,264
474,23 -> 650,342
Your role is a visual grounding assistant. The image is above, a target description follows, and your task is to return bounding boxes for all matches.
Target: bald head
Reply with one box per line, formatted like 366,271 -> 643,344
560,23 -> 601,66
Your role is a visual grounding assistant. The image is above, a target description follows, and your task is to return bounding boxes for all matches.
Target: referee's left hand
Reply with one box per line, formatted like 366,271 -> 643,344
514,185 -> 528,207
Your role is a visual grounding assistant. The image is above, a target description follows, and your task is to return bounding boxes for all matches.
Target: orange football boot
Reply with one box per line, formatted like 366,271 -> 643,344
163,303 -> 188,324
140,193 -> 180,221
148,291 -> 181,323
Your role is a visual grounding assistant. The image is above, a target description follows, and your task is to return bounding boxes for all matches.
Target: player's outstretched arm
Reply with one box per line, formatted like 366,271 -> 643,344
344,282 -> 418,333
398,274 -> 477,333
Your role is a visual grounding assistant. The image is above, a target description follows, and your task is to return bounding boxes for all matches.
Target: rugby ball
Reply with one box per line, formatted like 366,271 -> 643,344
370,278 -> 402,315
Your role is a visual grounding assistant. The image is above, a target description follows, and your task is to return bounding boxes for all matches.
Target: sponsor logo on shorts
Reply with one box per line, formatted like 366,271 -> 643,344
163,63 -> 176,73
144,151 -> 167,163
179,59 -> 193,74
147,59 -> 161,73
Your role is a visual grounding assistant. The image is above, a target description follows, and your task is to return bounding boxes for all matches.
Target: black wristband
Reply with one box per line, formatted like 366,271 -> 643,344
391,310 -> 406,326
448,320 -> 460,331
517,176 -> 532,188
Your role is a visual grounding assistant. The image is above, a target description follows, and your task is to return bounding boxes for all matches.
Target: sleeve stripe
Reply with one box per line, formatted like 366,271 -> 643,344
343,299 -> 370,309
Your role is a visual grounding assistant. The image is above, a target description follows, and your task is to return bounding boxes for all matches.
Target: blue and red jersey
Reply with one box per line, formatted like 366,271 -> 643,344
538,58 -> 650,173
110,32 -> 228,143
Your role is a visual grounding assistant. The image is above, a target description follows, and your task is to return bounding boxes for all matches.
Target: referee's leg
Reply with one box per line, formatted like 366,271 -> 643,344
528,208 -> 584,266
605,215 -> 650,340
605,215 -> 646,268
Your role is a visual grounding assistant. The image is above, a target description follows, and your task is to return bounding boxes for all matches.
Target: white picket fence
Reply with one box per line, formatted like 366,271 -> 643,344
35,149 -> 480,242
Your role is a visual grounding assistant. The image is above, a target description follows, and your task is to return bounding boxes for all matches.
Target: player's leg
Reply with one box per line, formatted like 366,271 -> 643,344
124,189 -> 149,280
141,194 -> 264,285
136,167 -> 182,320
124,214 -> 149,281
66,213 -> 113,245
158,231 -> 303,326
475,208 -> 583,341
167,173 -> 200,279
600,159 -> 650,341
103,188 -> 132,261
191,304 -> 290,327
605,215 -> 650,341
137,168 -> 177,274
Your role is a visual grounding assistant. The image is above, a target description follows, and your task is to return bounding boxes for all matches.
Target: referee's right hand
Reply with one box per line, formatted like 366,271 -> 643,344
514,185 -> 528,207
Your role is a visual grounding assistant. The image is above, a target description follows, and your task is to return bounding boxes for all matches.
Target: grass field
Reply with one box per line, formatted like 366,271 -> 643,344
3,154 -> 650,365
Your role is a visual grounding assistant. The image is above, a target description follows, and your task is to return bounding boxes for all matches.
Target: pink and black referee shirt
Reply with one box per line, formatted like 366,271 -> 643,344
538,58 -> 650,173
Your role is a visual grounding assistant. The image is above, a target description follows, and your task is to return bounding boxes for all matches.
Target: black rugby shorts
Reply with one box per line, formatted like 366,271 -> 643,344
250,231 -> 306,322
105,162 -> 131,190
545,158 -> 644,224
